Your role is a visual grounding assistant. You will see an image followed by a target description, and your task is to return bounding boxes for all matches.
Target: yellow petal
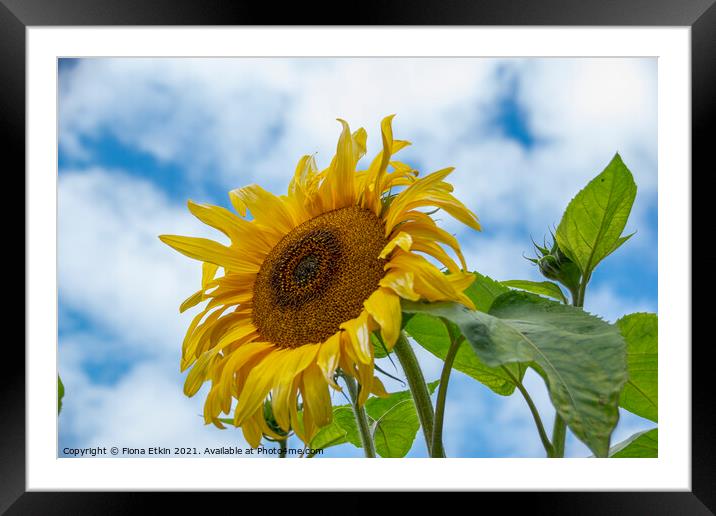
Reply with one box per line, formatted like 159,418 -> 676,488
324,119 -> 357,209
301,364 -> 332,427
377,114 -> 396,184
352,127 -> 367,162
205,288 -> 254,310
159,234 -> 258,273
187,200 -> 246,243
202,262 -> 219,289
339,311 -> 372,365
355,360 -> 375,405
289,380 -> 308,444
218,341 -> 275,408
384,167 -> 455,231
338,331 -> 358,375
379,270 -> 420,301
403,193 -> 481,232
362,115 -> 397,213
301,399 -> 318,444
234,344 -> 319,426
364,287 -> 401,349
203,385 -> 225,428
271,377 -> 299,432
179,289 -> 203,313
182,307 -> 227,367
411,239 -> 461,273
370,376 -> 389,398
267,344 -> 321,432
241,416 -> 263,449
379,231 -> 413,259
179,306 -> 216,368
446,272 -> 478,310
204,318 -> 257,356
232,349 -> 286,426
394,217 -> 467,269
289,154 -> 319,195
386,251 -> 460,302
392,140 -> 411,154
228,184 -> 297,235
316,332 -> 342,389
184,350 -> 219,397
214,271 -> 258,290
189,200 -> 276,258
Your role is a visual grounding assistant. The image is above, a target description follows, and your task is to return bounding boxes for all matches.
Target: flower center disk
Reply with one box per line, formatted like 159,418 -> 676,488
253,206 -> 388,348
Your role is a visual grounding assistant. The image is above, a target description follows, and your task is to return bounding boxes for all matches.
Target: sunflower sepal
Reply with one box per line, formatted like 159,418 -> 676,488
529,233 -> 582,301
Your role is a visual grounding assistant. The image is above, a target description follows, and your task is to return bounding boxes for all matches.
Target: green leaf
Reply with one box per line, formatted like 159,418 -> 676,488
306,405 -> 363,451
308,381 -> 440,457
609,428 -> 658,458
555,153 -> 637,278
405,313 -> 523,396
366,380 -> 439,458
617,313 -> 658,422
371,400 -> 420,458
309,408 -> 351,451
402,291 -> 628,458
58,376 -> 65,415
502,279 -> 568,304
331,406 -> 363,448
302,405 -> 363,450
365,380 -> 439,419
463,271 -> 509,313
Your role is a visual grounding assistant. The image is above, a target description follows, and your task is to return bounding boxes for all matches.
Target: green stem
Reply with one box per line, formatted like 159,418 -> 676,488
575,283 -> 586,308
552,275 -> 588,457
278,438 -> 288,458
574,273 -> 589,308
551,414 -> 567,458
502,365 -> 555,458
431,322 -> 462,458
394,332 -> 436,457
568,286 -> 580,307
343,373 -> 376,458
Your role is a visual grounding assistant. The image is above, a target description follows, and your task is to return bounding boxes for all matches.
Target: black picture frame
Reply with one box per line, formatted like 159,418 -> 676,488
4,0 -> 712,513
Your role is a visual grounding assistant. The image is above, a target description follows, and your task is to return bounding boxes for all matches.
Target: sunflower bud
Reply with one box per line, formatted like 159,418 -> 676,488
528,235 -> 581,297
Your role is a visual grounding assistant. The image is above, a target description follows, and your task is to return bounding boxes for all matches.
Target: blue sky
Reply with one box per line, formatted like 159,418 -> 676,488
58,57 -> 657,458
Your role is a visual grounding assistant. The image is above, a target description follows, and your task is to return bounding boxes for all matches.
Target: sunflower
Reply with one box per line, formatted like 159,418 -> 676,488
159,115 -> 480,447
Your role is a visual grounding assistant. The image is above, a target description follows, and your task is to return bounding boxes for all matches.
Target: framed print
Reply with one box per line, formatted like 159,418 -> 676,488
4,0 -> 713,512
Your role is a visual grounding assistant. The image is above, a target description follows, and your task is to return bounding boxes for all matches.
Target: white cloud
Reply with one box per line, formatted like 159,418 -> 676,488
60,58 -> 501,190
58,169 -> 260,455
60,57 -> 658,261
59,168 -> 222,351
60,334 -> 254,456
584,284 -> 657,323
517,58 -> 658,250
460,234 -> 539,281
